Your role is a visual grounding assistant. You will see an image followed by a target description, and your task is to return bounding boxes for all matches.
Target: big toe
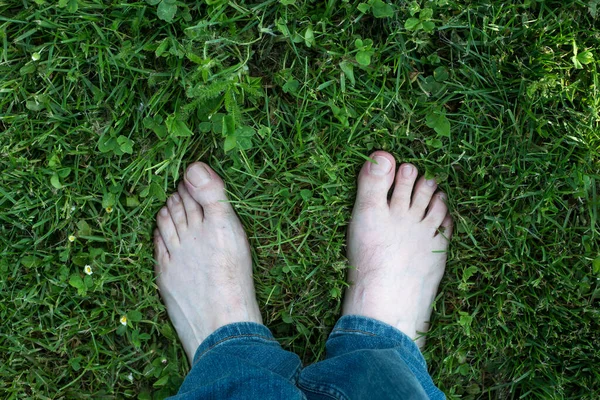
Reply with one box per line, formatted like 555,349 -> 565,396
184,162 -> 233,216
355,151 -> 396,211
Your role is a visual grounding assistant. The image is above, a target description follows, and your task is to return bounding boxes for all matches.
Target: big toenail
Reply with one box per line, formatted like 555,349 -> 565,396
187,164 -> 212,187
401,165 -> 413,178
426,179 -> 436,187
160,207 -> 168,216
370,156 -> 392,175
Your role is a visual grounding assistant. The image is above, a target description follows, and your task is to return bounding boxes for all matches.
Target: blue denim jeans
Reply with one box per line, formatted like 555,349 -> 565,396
169,315 -> 445,399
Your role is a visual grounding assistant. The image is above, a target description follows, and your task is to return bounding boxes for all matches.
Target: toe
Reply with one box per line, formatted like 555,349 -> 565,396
178,182 -> 203,224
409,176 -> 438,219
167,193 -> 187,230
154,228 -> 169,268
184,162 -> 234,217
156,206 -> 179,250
423,192 -> 448,229
355,151 -> 396,211
437,213 -> 453,240
390,163 -> 418,212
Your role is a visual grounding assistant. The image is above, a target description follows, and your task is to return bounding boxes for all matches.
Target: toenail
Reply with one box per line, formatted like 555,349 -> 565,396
172,194 -> 181,203
187,164 -> 212,187
426,179 -> 436,187
160,207 -> 168,216
370,156 -> 392,176
401,165 -> 413,178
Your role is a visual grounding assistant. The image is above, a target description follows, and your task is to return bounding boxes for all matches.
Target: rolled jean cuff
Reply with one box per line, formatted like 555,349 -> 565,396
191,322 -> 278,367
331,315 -> 445,399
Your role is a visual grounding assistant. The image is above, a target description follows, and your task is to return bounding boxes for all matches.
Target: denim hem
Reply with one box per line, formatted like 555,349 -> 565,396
331,315 -> 445,400
191,322 -> 277,367
331,315 -> 426,367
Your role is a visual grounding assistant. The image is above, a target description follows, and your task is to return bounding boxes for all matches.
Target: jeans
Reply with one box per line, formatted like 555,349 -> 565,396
169,315 -> 445,399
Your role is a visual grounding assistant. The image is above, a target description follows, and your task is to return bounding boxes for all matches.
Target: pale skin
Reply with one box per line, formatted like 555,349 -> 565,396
154,151 -> 452,363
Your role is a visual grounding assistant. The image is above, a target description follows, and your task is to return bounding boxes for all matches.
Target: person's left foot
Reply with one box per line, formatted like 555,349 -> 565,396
154,162 -> 263,363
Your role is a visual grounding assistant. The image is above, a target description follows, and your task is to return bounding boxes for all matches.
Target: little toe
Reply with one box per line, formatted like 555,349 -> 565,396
167,193 -> 187,230
390,163 -> 418,212
154,228 -> 169,268
156,206 -> 179,250
409,176 -> 438,219
437,213 -> 454,240
355,151 -> 396,211
184,162 -> 234,216
177,182 -> 203,224
423,192 -> 448,229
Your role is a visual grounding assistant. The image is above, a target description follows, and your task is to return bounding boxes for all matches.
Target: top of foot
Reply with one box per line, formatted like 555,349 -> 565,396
154,162 -> 263,363
342,151 -> 452,348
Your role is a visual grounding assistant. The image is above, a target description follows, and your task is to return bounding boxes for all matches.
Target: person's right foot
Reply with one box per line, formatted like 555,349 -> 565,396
342,151 -> 452,348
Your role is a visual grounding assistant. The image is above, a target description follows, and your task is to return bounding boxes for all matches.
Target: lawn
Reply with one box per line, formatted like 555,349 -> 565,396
1,0 -> 599,398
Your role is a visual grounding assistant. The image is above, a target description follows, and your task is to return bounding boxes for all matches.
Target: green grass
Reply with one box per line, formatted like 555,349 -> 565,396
1,0 -> 599,398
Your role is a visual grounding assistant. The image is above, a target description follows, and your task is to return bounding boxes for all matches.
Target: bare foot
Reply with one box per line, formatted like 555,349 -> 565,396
342,151 -> 452,348
154,162 -> 262,363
